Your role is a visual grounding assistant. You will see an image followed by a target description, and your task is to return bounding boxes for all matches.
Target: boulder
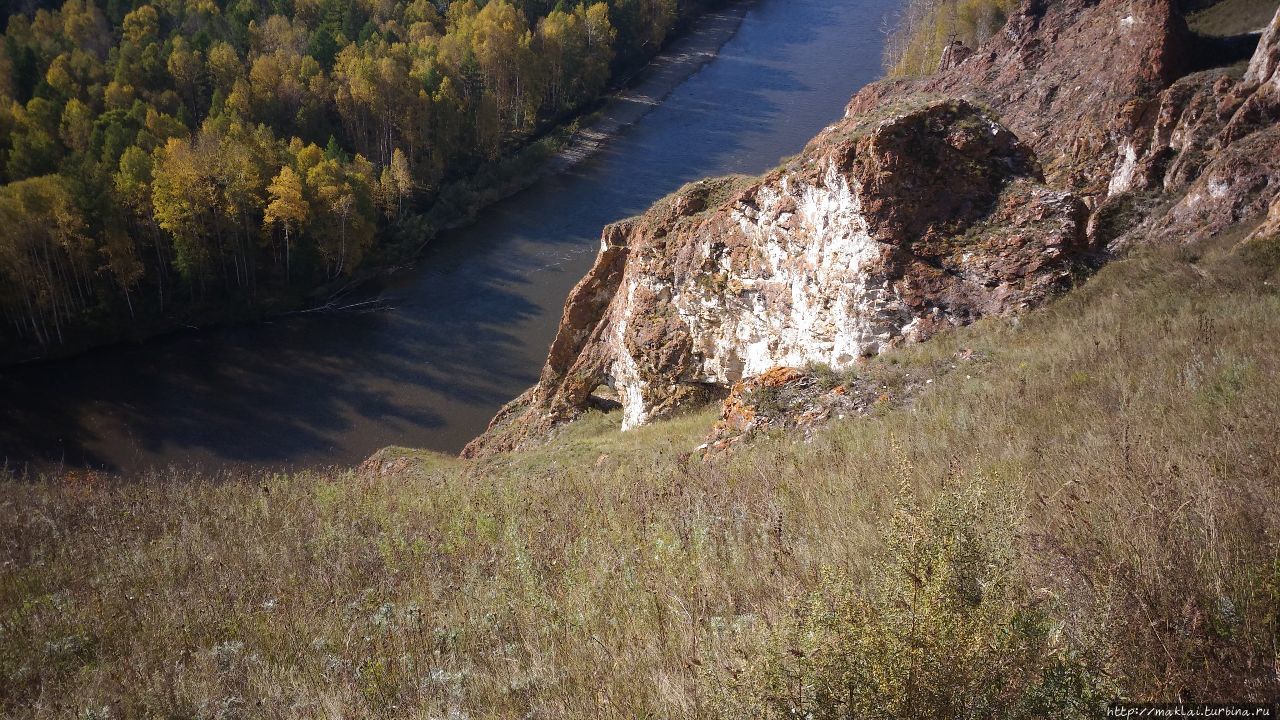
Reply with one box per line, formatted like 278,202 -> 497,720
851,0 -> 1194,199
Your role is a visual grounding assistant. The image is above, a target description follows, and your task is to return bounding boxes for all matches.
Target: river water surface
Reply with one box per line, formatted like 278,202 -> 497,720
1,0 -> 898,474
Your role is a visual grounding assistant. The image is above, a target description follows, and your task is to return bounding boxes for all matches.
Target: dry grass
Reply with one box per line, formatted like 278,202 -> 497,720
1188,0 -> 1280,36
3,229 -> 1279,718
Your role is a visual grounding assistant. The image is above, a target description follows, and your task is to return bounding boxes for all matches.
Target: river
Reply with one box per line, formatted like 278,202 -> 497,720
0,0 -> 898,475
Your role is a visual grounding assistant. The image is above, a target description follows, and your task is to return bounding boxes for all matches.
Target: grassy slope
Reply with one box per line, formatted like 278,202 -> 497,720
3,229 -> 1279,717
1188,0 -> 1280,35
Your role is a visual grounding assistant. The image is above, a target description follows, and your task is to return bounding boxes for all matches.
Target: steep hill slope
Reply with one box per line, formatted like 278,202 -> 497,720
466,0 -> 1280,458
4,219 -> 1278,718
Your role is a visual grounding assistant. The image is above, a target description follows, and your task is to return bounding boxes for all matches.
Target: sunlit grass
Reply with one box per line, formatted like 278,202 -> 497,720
1188,0 -> 1280,36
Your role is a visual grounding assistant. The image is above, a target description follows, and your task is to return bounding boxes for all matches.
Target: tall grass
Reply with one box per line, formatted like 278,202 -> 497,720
3,230 -> 1279,717
712,474 -> 1115,719
1187,0 -> 1280,36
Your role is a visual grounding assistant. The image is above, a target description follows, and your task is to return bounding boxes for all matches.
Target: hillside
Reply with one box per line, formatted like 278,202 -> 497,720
5,214 -> 1278,718
4,0 -> 1280,717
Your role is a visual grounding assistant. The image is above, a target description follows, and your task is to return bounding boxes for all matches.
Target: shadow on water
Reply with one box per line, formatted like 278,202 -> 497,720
0,0 -> 898,475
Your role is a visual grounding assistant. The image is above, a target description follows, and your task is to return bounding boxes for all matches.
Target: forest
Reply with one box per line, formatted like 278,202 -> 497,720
882,0 -> 1017,76
0,0 -> 704,358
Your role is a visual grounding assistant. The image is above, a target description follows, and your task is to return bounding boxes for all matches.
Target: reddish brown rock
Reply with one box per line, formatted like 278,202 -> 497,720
701,367 -> 876,454
937,41 -> 974,72
461,220 -> 632,458
850,0 -> 1194,200
1104,5 -> 1280,248
1248,5 -> 1280,90
1246,192 -> 1280,245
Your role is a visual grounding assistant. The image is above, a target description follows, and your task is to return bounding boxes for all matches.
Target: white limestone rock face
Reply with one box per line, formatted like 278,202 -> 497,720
607,164 -> 904,430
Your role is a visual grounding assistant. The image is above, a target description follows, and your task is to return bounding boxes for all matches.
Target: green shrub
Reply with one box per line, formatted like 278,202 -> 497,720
1238,228 -> 1280,279
713,474 -> 1111,719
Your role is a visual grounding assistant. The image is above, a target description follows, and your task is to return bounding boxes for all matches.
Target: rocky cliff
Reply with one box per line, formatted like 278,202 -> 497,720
861,0 -> 1194,199
1101,2 -> 1280,248
463,0 -> 1280,457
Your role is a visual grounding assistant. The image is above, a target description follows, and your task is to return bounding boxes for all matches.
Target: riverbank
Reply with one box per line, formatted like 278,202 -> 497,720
548,2 -> 755,172
0,0 -> 897,474
401,0 -> 755,242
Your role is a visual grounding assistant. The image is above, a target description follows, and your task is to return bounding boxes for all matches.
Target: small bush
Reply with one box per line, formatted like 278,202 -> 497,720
1238,228 -> 1280,279
713,474 -> 1111,719
804,361 -> 858,391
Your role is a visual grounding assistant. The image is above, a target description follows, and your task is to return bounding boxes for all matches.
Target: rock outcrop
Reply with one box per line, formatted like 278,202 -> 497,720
936,41 -> 974,72
463,0 -> 1280,458
853,0 -> 1195,199
463,99 -> 1088,456
1101,5 -> 1280,248
1250,7 -> 1280,89
702,367 -> 863,454
700,366 -> 897,454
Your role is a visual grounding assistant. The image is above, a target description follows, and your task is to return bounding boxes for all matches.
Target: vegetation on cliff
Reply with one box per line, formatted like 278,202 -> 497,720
4,228 -> 1278,717
883,0 -> 1017,76
0,0 -> 710,361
